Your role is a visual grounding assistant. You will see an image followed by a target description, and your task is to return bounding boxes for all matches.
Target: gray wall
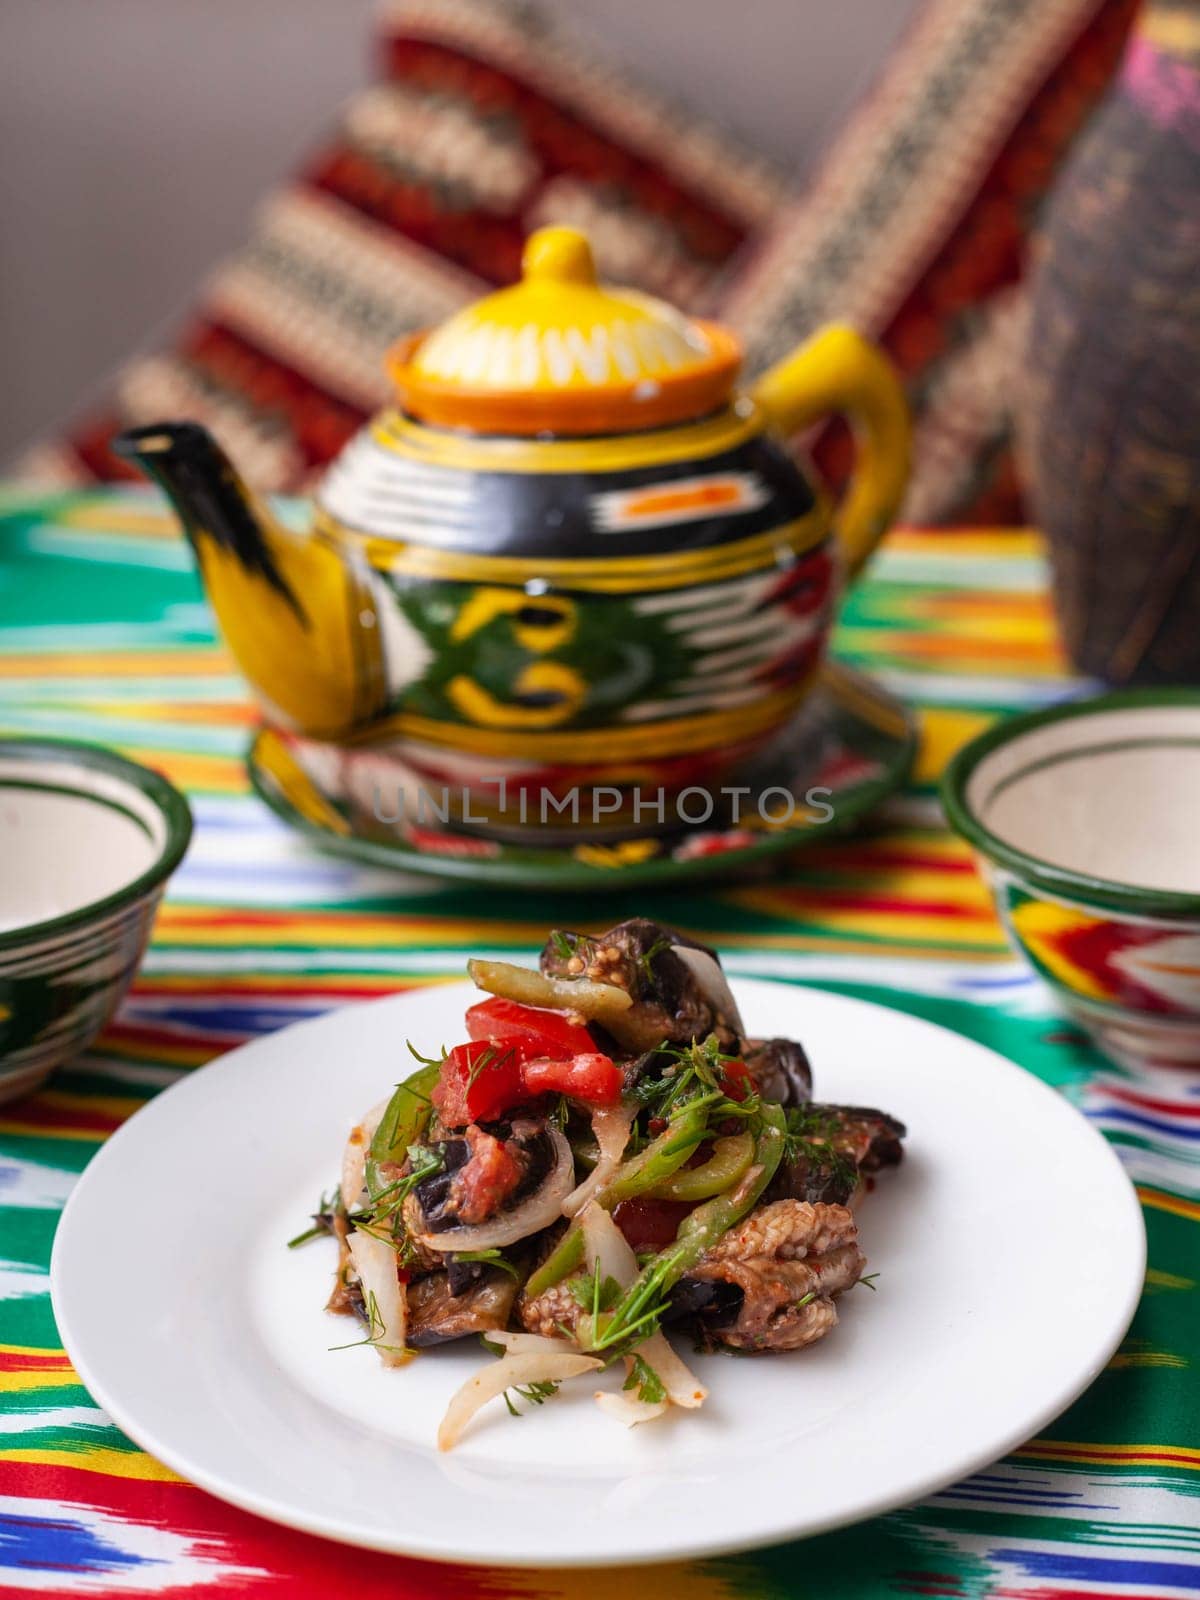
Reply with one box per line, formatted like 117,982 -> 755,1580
0,0 -> 916,460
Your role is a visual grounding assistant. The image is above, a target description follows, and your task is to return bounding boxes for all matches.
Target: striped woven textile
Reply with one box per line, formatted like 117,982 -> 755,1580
0,486 -> 1197,1597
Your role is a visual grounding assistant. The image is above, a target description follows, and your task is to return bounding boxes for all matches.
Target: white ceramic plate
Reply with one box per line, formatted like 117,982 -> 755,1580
51,979 -> 1145,1568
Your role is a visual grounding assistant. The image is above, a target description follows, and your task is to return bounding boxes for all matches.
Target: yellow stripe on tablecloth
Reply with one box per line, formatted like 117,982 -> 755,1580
1138,1187 -> 1200,1223
474,1566 -> 739,1600
0,1346 -> 80,1393
914,707 -> 994,784
885,526 -> 1045,557
0,1369 -> 83,1393
1,1444 -> 184,1483
153,909 -> 553,948
57,500 -> 182,539
1014,1439 -> 1200,1471
0,650 -> 232,678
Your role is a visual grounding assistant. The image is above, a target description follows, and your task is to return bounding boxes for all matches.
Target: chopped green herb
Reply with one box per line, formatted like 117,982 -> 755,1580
568,1256 -> 621,1318
504,1379 -> 560,1416
287,1186 -> 341,1249
636,934 -> 672,984
631,1034 -> 758,1125
857,1272 -> 880,1291
405,1039 -> 446,1069
453,1248 -> 520,1281
365,1142 -> 444,1229
465,1041 -> 516,1091
547,1093 -> 573,1132
780,1106 -> 857,1191
623,1353 -> 667,1405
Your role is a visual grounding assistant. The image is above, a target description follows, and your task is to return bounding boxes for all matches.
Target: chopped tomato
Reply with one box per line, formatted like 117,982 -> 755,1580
432,1039 -> 523,1127
611,1197 -> 695,1252
465,997 -> 596,1061
521,1051 -> 622,1105
434,1032 -> 621,1125
721,1057 -> 753,1101
450,1126 -> 527,1224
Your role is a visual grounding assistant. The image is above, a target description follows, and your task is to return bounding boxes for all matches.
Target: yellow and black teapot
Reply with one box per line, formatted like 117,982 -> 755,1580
116,226 -> 909,839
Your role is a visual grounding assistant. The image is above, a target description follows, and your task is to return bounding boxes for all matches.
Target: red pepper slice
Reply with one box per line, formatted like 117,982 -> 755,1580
465,996 -> 596,1061
611,1197 -> 695,1252
433,1039 -> 523,1127
721,1057 -> 753,1101
521,1052 -> 623,1106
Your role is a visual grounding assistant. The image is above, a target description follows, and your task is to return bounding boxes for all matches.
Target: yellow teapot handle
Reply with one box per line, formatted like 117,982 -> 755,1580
751,324 -> 911,579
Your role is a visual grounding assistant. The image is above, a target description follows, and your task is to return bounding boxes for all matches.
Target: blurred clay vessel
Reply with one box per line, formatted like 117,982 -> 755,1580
1020,0 -> 1200,685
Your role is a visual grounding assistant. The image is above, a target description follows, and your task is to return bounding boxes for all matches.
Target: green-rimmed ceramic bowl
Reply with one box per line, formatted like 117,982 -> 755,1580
0,738 -> 192,1103
942,687 -> 1200,1069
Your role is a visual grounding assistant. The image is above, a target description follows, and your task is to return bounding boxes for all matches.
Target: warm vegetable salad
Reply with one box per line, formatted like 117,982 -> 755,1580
292,920 -> 906,1448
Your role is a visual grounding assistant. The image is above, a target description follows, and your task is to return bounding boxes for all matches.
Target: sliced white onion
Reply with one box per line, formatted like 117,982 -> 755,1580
577,1208 -> 706,1413
593,1334 -> 706,1426
346,1228 -> 408,1368
562,1102 -> 636,1217
411,1126 -> 574,1252
671,944 -> 744,1037
484,1330 -> 570,1356
595,1383 -> 669,1428
637,1331 -> 707,1408
437,1348 -> 601,1451
580,1197 -> 639,1289
340,1095 -> 390,1212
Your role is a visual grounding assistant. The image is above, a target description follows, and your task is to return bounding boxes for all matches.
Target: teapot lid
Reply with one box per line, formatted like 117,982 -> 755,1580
386,227 -> 742,436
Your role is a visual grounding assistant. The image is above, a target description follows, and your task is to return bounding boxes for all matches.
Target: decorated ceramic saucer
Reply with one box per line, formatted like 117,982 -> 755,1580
247,662 -> 915,889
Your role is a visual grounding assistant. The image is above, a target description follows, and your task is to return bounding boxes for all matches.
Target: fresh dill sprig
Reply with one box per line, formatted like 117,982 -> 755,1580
286,1186 -> 341,1249
452,1248 -> 520,1281
327,1289 -> 411,1357
547,1093 -> 573,1132
465,1041 -> 516,1091
589,1243 -> 687,1355
780,1106 -> 857,1190
364,1142 -> 444,1229
631,1035 -> 759,1125
405,1039 -> 446,1070
286,1220 -> 326,1249
857,1272 -> 880,1291
636,934 -> 672,984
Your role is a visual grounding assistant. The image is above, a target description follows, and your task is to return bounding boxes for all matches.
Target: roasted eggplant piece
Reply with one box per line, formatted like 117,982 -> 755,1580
768,1104 -> 906,1206
407,1268 -> 518,1347
540,919 -> 742,1051
742,1036 -> 813,1107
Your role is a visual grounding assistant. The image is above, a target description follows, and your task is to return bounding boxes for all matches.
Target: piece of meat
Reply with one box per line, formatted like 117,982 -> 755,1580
406,1268 -> 518,1346
742,1037 -> 813,1107
682,1199 -> 866,1352
448,1126 -> 528,1225
768,1104 -> 906,1206
411,1121 -> 551,1232
540,920 -> 737,1050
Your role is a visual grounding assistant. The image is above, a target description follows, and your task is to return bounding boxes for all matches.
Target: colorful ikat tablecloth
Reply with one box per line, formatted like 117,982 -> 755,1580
0,487 -> 1196,1597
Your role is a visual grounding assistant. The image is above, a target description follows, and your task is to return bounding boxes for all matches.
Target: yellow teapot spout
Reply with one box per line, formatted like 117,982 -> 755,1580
113,423 -> 386,737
